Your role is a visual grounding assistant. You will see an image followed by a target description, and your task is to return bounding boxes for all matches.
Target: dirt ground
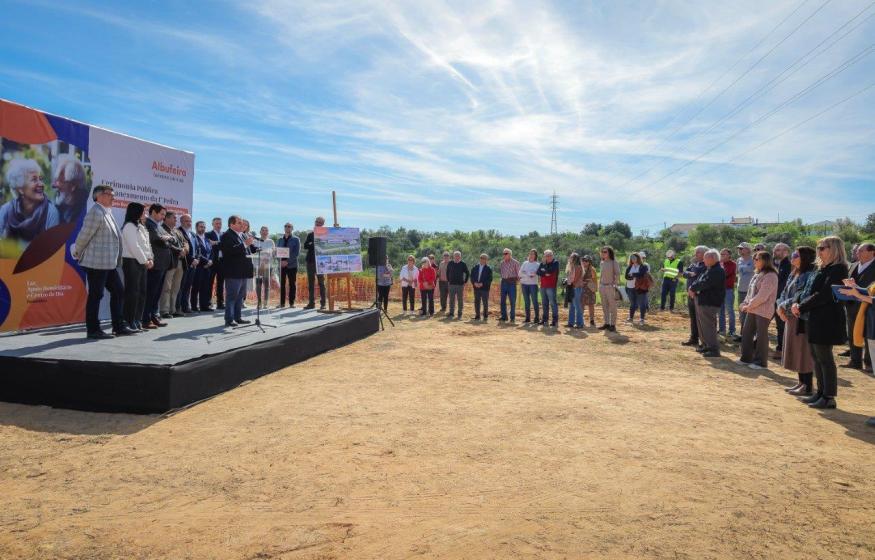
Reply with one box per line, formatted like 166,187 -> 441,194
1,302 -> 874,559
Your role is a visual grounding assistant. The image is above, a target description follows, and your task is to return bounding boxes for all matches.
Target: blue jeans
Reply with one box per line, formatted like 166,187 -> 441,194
629,289 -> 648,320
660,278 -> 678,310
540,287 -> 558,324
224,277 -> 247,324
500,280 -> 517,320
568,286 -> 584,327
521,284 -> 539,321
719,288 -> 736,334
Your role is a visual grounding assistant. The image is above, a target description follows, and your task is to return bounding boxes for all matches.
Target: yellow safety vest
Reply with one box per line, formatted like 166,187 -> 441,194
662,258 -> 680,279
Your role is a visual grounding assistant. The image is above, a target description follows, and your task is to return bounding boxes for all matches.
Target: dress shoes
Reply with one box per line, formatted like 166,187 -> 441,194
236,319 -> 252,324
303,304 -> 315,309
681,339 -> 698,346
598,324 -> 609,330
113,326 -> 135,336
87,331 -> 114,340
702,350 -> 721,358
800,393 -> 823,404
225,321 -> 238,327
808,397 -> 836,409
839,362 -> 862,370
788,385 -> 812,396
152,317 -> 168,327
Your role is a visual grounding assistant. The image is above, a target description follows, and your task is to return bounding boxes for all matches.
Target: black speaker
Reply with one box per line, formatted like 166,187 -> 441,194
368,236 -> 387,266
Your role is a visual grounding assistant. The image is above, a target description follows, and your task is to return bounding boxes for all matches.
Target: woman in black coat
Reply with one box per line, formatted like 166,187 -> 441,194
792,236 -> 848,409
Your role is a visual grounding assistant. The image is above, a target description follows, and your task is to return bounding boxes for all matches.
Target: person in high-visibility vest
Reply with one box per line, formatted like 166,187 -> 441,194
660,249 -> 683,311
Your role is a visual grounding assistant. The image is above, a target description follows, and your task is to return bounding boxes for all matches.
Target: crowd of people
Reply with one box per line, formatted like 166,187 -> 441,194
70,183 -> 875,425
71,185 -> 328,336
372,235 -> 875,425
678,236 -> 874,421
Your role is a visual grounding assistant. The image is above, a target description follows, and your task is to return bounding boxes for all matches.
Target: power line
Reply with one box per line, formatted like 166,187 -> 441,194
549,192 -> 559,235
614,0 -> 825,189
635,42 -> 875,198
690,2 -> 875,144
651,81 -> 875,199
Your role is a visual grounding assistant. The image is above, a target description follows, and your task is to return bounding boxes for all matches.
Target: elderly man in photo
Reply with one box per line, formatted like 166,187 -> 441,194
0,158 -> 59,243
52,155 -> 89,224
71,185 -> 132,339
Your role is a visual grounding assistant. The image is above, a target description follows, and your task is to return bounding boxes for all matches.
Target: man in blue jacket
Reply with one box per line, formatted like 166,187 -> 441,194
471,253 -> 493,321
276,222 -> 300,308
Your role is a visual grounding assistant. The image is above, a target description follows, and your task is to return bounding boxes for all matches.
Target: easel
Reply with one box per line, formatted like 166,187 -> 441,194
324,191 -> 353,313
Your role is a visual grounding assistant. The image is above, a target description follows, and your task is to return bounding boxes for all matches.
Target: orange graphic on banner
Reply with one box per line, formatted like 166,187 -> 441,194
0,245 -> 86,331
0,100 -> 57,144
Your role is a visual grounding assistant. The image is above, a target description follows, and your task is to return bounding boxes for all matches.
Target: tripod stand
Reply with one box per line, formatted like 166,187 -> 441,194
369,267 -> 394,330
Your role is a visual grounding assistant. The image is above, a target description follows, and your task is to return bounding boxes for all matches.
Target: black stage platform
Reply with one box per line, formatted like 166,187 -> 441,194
0,307 -> 379,413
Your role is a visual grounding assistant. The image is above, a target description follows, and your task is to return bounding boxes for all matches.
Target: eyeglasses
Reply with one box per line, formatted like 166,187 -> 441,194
817,246 -> 827,251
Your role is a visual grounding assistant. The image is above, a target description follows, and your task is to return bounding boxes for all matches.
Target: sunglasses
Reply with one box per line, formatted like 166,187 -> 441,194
817,246 -> 828,251
791,253 -> 799,259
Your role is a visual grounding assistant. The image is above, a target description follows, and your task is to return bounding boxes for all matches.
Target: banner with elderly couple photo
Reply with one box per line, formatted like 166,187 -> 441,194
0,99 -> 194,332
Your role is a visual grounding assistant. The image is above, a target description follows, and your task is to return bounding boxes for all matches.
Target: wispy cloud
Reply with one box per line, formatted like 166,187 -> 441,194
1,0 -> 872,233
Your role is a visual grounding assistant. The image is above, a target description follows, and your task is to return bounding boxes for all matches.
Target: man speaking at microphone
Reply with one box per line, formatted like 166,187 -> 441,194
220,215 -> 255,328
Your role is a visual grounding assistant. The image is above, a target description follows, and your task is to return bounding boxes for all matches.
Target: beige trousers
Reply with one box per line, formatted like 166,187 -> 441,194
599,285 -> 618,325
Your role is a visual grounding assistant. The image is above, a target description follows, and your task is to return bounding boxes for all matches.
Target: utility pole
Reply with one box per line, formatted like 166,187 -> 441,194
549,192 -> 559,235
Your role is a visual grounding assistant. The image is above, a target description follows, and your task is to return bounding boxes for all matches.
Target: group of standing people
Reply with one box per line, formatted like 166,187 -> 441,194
681,235 -> 875,422
71,184 -> 331,337
375,245 -> 643,333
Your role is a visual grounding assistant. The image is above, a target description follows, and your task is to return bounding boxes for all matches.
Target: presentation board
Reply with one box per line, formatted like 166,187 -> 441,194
0,99 -> 195,331
314,227 -> 362,275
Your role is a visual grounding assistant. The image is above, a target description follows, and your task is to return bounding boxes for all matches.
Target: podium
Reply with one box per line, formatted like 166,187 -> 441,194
246,246 -> 277,330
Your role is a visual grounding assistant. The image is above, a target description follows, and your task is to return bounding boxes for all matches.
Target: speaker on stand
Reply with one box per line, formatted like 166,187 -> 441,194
367,237 -> 393,329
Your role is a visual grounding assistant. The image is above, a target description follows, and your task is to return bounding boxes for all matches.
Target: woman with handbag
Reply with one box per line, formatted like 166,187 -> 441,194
737,251 -> 779,369
418,256 -> 436,317
792,236 -> 849,409
777,247 -> 816,395
625,252 -> 651,325
598,246 -> 622,332
567,254 -> 585,328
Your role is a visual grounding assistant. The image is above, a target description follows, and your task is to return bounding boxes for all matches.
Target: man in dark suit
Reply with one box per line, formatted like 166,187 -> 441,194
843,242 -> 875,371
303,216 -> 326,309
206,216 -> 225,309
220,215 -> 255,327
190,220 -> 213,311
142,203 -> 173,328
175,214 -> 199,314
471,253 -> 493,321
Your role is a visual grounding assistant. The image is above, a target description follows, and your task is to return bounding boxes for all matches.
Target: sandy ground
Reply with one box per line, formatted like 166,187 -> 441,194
2,303 -> 875,559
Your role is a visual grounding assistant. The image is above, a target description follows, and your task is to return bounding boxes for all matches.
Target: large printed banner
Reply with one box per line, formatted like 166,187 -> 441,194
314,227 -> 363,274
0,99 -> 194,331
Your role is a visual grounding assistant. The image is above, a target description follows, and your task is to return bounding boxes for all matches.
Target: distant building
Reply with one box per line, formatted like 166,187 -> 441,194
668,217 -> 779,237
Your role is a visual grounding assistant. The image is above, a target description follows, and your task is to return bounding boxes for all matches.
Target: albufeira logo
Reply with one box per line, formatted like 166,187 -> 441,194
151,161 -> 187,177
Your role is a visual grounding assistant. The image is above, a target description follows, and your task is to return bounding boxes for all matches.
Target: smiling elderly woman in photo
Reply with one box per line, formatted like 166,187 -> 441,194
0,158 -> 59,242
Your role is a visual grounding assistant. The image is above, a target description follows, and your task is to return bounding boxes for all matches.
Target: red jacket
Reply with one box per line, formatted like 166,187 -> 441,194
419,266 -> 436,290
721,259 -> 737,289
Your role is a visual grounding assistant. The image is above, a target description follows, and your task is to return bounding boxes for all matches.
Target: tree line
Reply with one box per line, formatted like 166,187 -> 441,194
359,214 -> 875,269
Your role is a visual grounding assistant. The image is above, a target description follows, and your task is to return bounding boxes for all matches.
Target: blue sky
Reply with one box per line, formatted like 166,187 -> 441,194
1,0 -> 873,235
